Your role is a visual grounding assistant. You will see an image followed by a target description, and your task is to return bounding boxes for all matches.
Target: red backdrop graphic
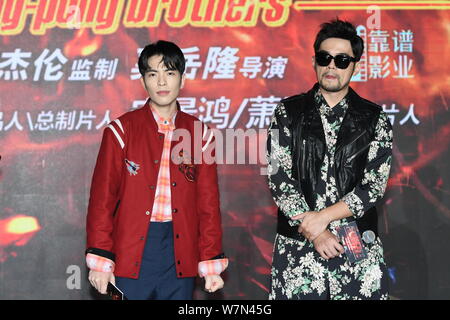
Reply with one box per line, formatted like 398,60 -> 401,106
0,1 -> 449,299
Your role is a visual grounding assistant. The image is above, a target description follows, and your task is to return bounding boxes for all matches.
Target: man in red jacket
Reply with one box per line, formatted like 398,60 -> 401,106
86,40 -> 228,300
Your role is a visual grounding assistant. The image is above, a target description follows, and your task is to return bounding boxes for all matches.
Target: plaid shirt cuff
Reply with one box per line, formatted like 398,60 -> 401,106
86,253 -> 115,273
198,258 -> 229,278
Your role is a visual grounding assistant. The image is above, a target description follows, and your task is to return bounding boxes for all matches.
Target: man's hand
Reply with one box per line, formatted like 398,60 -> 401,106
88,270 -> 115,294
312,230 -> 345,260
292,211 -> 330,241
204,274 -> 224,293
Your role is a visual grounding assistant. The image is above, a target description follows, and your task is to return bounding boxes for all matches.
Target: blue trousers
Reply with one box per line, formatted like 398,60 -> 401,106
115,222 -> 195,300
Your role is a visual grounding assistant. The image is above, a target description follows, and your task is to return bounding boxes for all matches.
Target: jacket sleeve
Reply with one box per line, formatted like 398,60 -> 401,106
195,124 -> 226,262
86,123 -> 125,261
267,103 -> 311,226
341,111 -> 394,218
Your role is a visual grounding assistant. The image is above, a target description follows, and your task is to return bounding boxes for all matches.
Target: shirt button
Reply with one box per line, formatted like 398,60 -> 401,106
145,211 -> 150,215
149,185 -> 155,190
154,160 -> 159,164
140,236 -> 145,240
177,260 -> 181,265
159,135 -> 164,139
172,182 -> 176,187
176,234 -> 179,239
179,272 -> 182,276
172,208 -> 178,213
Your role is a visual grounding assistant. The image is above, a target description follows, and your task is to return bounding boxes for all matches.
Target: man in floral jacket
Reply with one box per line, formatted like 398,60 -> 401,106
267,19 -> 393,300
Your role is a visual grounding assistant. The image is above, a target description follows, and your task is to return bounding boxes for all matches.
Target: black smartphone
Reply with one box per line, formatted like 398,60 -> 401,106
106,282 -> 127,300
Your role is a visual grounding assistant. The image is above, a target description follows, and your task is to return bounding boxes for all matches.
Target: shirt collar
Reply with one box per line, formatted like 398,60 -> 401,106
150,104 -> 177,132
314,88 -> 349,117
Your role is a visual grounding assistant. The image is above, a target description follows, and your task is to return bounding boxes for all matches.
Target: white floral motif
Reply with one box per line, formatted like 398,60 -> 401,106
269,90 -> 392,300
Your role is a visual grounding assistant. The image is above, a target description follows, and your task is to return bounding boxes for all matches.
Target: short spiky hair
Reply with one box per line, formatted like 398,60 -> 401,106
313,19 -> 364,61
138,40 -> 185,76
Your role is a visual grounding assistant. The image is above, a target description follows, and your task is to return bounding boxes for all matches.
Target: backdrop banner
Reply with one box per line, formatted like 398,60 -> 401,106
0,0 -> 449,300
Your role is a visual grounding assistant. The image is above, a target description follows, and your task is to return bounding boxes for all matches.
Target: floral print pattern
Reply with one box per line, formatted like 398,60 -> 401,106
267,89 -> 393,300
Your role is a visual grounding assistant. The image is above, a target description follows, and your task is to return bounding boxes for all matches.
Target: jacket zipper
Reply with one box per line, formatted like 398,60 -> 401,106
346,143 -> 370,163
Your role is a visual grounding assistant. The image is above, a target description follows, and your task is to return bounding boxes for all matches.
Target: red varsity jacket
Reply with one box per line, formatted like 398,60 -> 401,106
86,101 -> 224,279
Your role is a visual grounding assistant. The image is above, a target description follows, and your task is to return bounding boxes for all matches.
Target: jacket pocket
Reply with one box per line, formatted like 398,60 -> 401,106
112,200 -> 120,217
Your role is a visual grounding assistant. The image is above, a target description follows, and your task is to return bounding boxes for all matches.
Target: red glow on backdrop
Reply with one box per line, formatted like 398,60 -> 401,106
63,29 -> 103,58
0,214 -> 41,263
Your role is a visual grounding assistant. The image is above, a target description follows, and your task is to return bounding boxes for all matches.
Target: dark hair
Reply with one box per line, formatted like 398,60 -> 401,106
313,19 -> 364,61
138,40 -> 185,76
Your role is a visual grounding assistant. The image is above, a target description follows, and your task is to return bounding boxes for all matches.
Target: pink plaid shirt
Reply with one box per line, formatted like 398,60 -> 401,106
150,107 -> 176,222
87,104 -> 228,277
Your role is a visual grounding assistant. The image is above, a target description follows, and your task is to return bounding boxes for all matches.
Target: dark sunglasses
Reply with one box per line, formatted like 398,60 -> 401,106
315,51 -> 357,69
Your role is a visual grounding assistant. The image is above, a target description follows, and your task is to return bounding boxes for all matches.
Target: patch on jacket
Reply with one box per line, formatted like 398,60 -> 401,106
125,159 -> 140,176
177,150 -> 196,182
